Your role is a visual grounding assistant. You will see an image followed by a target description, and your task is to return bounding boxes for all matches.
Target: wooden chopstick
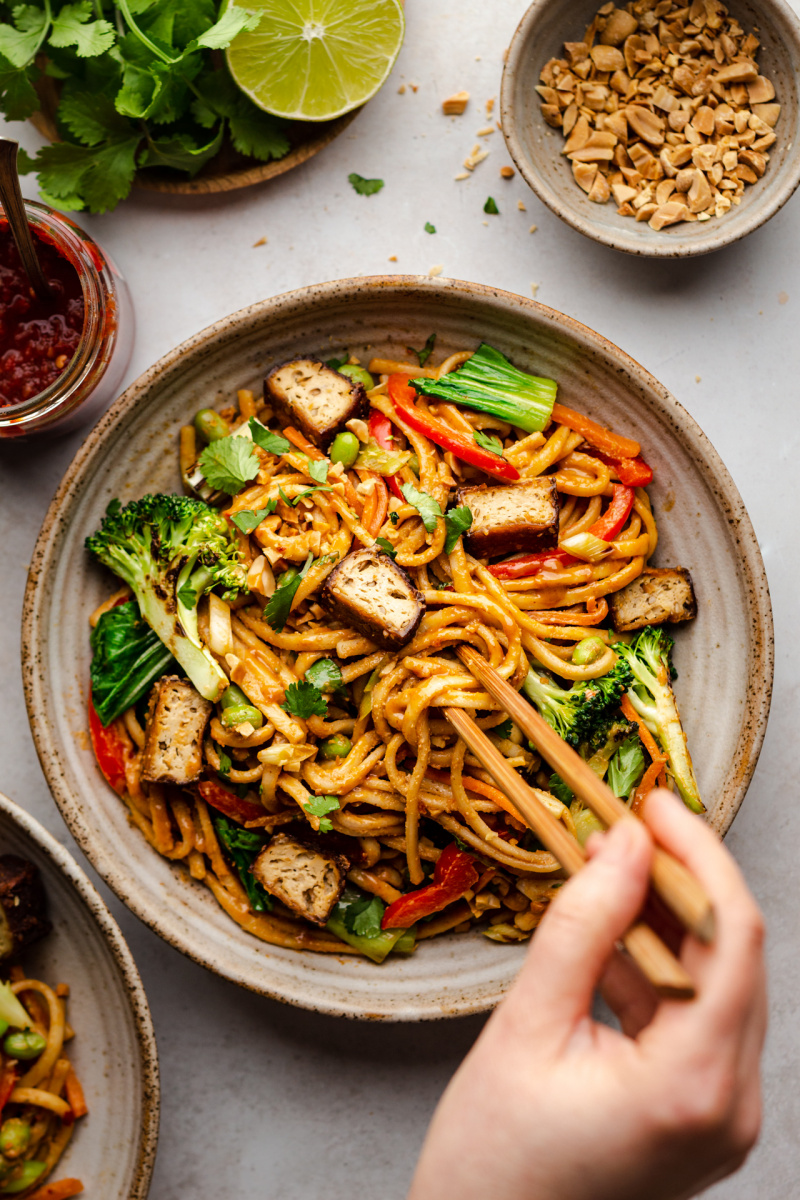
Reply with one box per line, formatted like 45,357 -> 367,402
444,706 -> 694,999
457,645 -> 715,945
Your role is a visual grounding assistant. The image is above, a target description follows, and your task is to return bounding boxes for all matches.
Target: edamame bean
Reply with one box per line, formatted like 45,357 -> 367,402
330,431 -> 360,468
319,734 -> 352,760
221,705 -> 264,730
220,683 -> 250,710
2,1031 -> 46,1061
0,1161 -> 46,1192
337,364 -> 375,390
0,1120 -> 30,1160
572,636 -> 606,666
193,408 -> 230,443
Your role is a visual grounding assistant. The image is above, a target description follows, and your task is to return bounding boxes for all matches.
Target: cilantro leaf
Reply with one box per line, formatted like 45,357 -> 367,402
444,505 -> 473,553
230,501 -> 277,535
407,332 -> 436,367
35,133 -> 142,214
389,511 -> 398,525
228,104 -> 289,161
194,5 -> 261,50
0,6 -> 48,70
265,553 -> 313,632
375,536 -> 397,559
326,353 -> 348,371
401,482 -> 443,533
607,736 -> 646,799
279,484 -> 333,507
473,430 -> 505,457
484,196 -> 499,214
493,718 -> 514,740
305,793 -> 340,832
343,893 -> 385,937
49,2 -> 116,57
198,434 -> 260,495
307,458 -> 329,484
305,659 -> 344,693
0,58 -> 38,119
138,127 -> 223,176
282,680 -> 328,719
249,419 -> 290,456
214,815 -> 273,913
348,172 -> 383,196
215,743 -> 232,777
58,90 -> 130,147
424,221 -> 436,234
548,773 -> 573,806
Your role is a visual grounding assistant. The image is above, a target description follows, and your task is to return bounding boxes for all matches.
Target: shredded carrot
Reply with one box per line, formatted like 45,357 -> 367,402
535,599 -> 609,626
363,474 -> 388,536
425,768 -> 522,822
28,1181 -> 84,1200
620,693 -> 663,765
656,765 -> 668,789
552,402 -> 640,460
631,758 -> 666,816
282,426 -> 324,460
65,1070 -> 87,1119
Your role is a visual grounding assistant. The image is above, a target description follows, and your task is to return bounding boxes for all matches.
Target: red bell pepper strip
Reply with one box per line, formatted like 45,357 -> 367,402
588,483 -> 635,540
387,375 -> 521,483
593,451 -> 653,488
381,842 -> 479,929
489,484 -> 635,579
0,1063 -> 17,1111
197,780 -> 265,824
88,695 -> 128,796
368,410 -> 405,499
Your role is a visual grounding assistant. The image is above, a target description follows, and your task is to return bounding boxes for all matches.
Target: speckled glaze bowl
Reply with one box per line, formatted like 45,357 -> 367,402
501,0 -> 800,257
22,276 -> 773,1019
0,792 -> 158,1195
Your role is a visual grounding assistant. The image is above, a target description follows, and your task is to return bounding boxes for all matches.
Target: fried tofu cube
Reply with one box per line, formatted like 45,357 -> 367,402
265,359 -> 369,450
141,676 -> 213,785
321,546 -> 425,650
608,567 -> 697,633
0,856 -> 51,961
251,833 -> 347,926
456,478 -> 560,558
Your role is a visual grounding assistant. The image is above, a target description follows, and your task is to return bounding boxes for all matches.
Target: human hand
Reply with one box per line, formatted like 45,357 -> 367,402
408,789 -> 766,1200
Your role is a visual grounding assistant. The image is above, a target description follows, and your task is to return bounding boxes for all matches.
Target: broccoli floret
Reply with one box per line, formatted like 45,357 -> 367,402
585,717 -> 635,761
85,494 -> 247,701
522,658 -> 633,748
614,626 -> 704,813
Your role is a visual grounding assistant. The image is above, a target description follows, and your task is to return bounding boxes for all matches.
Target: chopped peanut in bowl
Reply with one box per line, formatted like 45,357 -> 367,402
537,0 -> 780,232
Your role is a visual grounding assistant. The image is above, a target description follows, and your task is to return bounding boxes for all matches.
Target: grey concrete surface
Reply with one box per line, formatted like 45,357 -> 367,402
1,1 -> 798,1195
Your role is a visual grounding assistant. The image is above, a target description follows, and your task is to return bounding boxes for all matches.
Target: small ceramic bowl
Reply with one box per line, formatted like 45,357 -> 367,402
501,0 -> 800,257
0,792 -> 158,1197
22,276 -> 773,1019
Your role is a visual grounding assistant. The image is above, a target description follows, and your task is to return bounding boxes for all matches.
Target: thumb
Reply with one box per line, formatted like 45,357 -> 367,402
505,818 -> 653,1038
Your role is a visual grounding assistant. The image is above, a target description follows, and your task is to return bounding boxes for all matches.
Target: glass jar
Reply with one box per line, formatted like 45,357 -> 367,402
0,201 -> 134,439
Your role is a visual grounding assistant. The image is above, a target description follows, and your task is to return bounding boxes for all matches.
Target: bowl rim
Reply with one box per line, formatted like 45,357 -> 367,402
500,0 -> 800,258
0,790 -> 159,1194
20,275 -> 774,1016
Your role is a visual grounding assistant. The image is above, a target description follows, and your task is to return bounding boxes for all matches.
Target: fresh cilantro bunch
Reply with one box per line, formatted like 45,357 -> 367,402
0,0 -> 291,213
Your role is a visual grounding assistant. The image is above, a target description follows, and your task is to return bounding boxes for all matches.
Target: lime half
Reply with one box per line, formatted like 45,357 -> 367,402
226,0 -> 405,122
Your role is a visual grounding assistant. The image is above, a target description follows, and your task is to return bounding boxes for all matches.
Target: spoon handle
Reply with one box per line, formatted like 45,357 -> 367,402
0,139 -> 54,302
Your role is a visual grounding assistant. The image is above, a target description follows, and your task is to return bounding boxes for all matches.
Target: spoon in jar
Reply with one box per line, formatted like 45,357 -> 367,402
0,138 -> 54,302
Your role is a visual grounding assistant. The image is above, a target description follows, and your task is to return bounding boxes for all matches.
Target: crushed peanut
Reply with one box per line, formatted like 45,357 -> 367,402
454,171 -> 470,180
442,90 -> 470,115
517,199 -> 527,210
428,264 -> 444,276
464,144 -> 490,170
536,0 -> 780,232
486,97 -> 496,114
477,125 -> 496,136
252,236 -> 267,247
531,283 -> 540,296
500,165 -> 515,178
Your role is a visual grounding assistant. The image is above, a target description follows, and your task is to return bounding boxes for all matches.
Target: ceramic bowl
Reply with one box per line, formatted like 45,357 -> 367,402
0,792 -> 158,1195
501,0 -> 800,257
22,276 -> 773,1019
